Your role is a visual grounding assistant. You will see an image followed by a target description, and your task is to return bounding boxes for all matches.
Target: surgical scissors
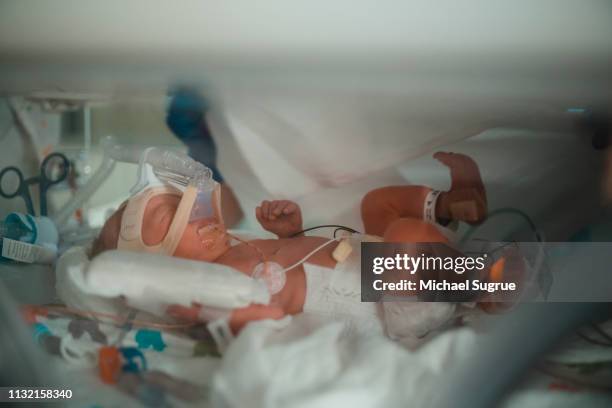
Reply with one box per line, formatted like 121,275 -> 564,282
0,152 -> 70,216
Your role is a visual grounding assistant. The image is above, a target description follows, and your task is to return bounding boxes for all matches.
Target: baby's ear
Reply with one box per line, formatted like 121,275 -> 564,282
142,195 -> 180,246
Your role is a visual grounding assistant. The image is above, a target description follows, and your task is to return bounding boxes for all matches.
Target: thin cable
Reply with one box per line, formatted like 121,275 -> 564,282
333,227 -> 355,238
42,305 -> 197,330
114,309 -> 137,347
576,330 -> 612,347
536,365 -> 612,392
464,241 -> 518,257
226,232 -> 272,279
289,224 -> 359,238
460,208 -> 542,244
227,232 -> 267,264
589,322 -> 612,344
230,232 -> 340,273
279,238 -> 340,273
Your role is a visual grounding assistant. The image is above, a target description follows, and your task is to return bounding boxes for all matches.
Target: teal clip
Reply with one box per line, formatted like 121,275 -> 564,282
135,329 -> 166,352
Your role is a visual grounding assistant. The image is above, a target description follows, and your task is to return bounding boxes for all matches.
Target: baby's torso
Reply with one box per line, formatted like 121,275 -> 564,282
216,233 -> 471,343
215,236 -> 338,314
301,236 -> 384,336
218,234 -> 383,336
217,236 -> 337,273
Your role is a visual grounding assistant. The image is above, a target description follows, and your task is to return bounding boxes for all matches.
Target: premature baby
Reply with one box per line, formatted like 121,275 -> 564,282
94,152 -> 510,337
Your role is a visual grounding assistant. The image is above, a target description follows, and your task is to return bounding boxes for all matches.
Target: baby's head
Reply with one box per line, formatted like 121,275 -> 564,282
93,192 -> 231,262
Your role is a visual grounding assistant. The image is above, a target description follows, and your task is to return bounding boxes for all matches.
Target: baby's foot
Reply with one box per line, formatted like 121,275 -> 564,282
434,152 -> 487,224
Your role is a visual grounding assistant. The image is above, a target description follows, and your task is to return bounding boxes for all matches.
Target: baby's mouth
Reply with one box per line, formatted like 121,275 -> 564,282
197,224 -> 228,248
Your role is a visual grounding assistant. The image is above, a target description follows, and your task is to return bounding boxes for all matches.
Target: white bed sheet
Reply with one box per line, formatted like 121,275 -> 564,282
214,117 -> 601,241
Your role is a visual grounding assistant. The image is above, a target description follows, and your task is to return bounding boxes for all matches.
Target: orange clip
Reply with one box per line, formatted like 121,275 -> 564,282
98,346 -> 121,384
489,257 -> 506,283
21,305 -> 48,324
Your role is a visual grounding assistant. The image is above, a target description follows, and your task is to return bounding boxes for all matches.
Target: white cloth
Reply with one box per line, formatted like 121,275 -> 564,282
301,235 -> 463,346
381,302 -> 458,349
55,248 -> 270,318
211,315 -> 475,408
302,234 -> 382,337
302,262 -> 383,337
55,246 -> 123,316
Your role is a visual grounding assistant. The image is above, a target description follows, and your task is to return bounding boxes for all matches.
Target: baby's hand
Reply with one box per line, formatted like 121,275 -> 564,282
256,200 -> 303,238
166,303 -> 285,334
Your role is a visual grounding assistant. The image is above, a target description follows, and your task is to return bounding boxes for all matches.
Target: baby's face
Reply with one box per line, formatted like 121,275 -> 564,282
174,216 -> 232,261
142,194 -> 231,262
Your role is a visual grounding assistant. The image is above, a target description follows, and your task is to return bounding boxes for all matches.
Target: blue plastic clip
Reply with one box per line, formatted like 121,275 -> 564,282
135,329 -> 167,352
32,323 -> 50,343
119,347 -> 147,374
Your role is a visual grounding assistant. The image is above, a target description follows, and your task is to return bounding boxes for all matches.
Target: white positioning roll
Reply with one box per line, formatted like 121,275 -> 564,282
85,250 -> 270,315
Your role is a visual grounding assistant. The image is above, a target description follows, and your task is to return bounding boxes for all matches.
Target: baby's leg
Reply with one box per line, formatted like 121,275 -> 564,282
360,152 -> 487,236
382,217 -> 449,243
361,185 -> 431,237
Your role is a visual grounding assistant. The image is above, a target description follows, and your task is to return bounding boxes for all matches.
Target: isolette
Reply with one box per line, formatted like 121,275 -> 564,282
1,1 -> 612,407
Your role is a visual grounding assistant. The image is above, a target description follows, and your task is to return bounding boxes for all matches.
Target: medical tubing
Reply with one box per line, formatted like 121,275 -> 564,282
145,148 -> 210,180
459,208 -> 542,244
289,224 -> 360,238
279,238 -> 340,274
54,143 -> 210,230
53,152 -> 116,229
226,232 -> 267,264
107,144 -> 209,181
589,322 -> 612,344
228,232 -> 339,275
41,305 -> 196,330
226,233 -> 275,284
576,330 -> 612,347
106,143 -> 144,164
53,137 -> 117,228
114,309 -> 138,347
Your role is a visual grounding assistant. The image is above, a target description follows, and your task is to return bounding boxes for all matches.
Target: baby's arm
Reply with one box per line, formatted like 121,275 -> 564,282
255,200 -> 304,238
167,303 -> 285,334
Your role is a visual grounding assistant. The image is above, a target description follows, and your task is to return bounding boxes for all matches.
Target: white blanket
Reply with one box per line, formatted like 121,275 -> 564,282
211,315 -> 475,408
211,315 -> 612,408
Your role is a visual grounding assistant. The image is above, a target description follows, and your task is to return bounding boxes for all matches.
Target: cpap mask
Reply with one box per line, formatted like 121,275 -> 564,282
117,147 -> 223,256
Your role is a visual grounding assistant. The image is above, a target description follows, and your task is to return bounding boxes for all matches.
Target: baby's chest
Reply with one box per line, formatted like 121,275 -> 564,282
220,247 -> 263,275
220,241 -> 285,274
222,239 -> 334,274
265,239 -> 337,270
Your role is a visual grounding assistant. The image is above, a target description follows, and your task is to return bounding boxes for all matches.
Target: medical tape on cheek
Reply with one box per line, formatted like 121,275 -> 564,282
197,224 -> 225,249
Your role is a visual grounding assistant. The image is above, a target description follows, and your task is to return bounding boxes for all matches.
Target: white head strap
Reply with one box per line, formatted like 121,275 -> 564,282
117,185 -> 199,256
